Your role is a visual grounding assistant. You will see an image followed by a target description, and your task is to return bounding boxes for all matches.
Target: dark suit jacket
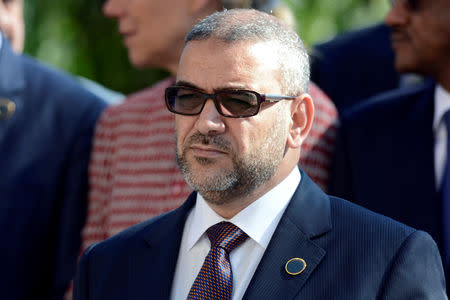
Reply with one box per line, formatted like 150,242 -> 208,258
0,37 -> 107,299
311,23 -> 400,113
74,170 -> 446,299
328,79 -> 450,290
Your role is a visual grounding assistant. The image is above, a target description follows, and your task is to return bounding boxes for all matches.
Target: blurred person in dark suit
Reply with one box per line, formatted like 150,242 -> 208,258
311,23 -> 402,113
329,0 -> 450,291
0,0 -> 107,298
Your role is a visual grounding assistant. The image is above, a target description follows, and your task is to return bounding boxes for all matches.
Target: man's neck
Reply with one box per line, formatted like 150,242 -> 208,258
435,67 -> 450,93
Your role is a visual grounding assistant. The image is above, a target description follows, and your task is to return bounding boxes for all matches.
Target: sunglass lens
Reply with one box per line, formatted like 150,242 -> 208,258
168,88 -> 204,115
218,91 -> 259,117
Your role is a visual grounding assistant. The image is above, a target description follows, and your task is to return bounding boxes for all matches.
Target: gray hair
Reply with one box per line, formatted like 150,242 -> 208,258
185,9 -> 309,95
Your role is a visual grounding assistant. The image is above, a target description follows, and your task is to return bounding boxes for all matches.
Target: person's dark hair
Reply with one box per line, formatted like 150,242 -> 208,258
185,8 -> 309,95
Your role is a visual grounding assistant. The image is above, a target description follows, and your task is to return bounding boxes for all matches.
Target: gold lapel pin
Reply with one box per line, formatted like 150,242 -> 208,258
285,257 -> 306,275
0,98 -> 16,120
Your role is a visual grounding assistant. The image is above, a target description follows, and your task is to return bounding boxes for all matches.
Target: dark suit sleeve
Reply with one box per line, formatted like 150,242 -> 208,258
379,230 -> 447,299
73,244 -> 97,300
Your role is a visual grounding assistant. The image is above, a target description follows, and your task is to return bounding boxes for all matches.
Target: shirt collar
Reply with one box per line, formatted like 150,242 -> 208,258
433,85 -> 450,132
0,33 -> 3,51
186,167 -> 301,250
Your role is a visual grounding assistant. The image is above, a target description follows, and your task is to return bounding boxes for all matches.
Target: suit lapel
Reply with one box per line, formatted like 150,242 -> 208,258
243,171 -> 331,299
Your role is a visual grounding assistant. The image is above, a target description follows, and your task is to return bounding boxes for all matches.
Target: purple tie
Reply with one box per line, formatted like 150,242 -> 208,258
187,221 -> 248,300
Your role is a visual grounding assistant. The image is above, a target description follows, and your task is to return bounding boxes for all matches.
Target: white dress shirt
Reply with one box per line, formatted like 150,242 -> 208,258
170,167 -> 301,300
433,85 -> 450,189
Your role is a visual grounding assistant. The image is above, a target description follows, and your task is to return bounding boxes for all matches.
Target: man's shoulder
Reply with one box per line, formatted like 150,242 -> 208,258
329,195 -> 416,239
324,195 -> 445,297
342,79 -> 435,125
9,55 -> 107,132
20,55 -> 104,104
84,209 -> 174,258
85,191 -> 194,257
294,172 -> 417,242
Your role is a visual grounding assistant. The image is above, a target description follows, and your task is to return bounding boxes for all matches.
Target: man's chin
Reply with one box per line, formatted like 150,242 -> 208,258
185,173 -> 235,194
128,52 -> 154,69
394,58 -> 419,74
392,50 -> 421,74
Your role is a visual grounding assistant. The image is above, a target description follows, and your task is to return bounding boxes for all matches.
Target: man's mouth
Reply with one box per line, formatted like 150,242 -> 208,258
390,31 -> 410,45
189,144 -> 228,159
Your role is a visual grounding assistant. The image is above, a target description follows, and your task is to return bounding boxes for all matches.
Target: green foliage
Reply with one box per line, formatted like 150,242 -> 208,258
286,0 -> 389,45
23,0 -> 389,94
24,0 -> 167,94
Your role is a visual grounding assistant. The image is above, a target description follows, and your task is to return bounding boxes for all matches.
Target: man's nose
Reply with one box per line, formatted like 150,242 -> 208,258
195,99 -> 226,136
385,1 -> 410,28
103,0 -> 125,18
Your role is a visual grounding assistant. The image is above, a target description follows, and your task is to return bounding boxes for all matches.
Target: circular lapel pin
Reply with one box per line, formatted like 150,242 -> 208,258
0,98 -> 16,120
285,258 -> 306,275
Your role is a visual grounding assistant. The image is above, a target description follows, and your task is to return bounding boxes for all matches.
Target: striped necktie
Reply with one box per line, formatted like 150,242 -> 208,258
441,110 -> 450,270
187,221 -> 248,300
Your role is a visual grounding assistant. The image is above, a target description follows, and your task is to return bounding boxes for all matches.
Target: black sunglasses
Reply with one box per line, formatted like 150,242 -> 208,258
165,86 -> 298,118
389,0 -> 419,11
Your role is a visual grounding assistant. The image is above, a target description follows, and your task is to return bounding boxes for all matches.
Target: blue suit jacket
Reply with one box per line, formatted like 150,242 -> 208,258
328,79 -> 450,290
311,23 -> 400,113
0,37 -> 107,299
74,170 -> 446,299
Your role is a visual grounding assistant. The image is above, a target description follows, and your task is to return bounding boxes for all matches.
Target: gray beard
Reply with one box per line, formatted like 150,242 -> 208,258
176,130 -> 285,205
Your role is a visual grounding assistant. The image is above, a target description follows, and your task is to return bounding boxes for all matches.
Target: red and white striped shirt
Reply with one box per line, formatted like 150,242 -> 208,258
82,77 -> 338,249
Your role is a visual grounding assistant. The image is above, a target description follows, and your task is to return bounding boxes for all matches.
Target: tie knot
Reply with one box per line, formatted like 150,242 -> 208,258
206,221 -> 248,252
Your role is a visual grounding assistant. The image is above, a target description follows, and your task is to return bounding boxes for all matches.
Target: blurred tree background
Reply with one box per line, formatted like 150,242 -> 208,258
23,0 -> 389,95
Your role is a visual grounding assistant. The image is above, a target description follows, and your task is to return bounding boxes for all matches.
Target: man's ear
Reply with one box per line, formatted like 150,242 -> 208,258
287,93 -> 314,149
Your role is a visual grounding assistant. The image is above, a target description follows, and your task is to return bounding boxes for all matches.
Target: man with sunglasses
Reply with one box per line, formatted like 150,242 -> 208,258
329,0 -> 450,292
74,9 -> 446,299
79,0 -> 337,284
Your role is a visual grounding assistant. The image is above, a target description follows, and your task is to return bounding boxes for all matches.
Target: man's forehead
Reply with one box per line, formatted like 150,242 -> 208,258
181,38 -> 279,65
177,38 -> 282,93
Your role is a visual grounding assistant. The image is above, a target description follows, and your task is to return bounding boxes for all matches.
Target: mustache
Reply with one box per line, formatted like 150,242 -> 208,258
185,132 -> 232,152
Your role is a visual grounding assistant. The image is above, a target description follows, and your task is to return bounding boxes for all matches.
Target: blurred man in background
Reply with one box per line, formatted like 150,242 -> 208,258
329,0 -> 450,291
0,0 -> 107,299
311,23 -> 401,113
